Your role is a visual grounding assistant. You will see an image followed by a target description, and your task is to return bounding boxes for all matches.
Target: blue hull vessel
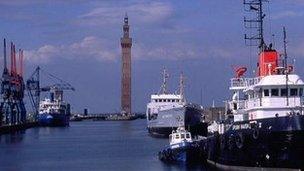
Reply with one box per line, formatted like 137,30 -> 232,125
38,113 -> 69,127
158,141 -> 204,163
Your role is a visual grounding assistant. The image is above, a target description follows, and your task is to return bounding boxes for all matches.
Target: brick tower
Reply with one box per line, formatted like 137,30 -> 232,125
120,14 -> 132,115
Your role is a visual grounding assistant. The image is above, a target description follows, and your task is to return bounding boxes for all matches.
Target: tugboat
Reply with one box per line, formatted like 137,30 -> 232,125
158,127 -> 205,163
38,87 -> 71,127
205,1 -> 304,170
146,69 -> 206,137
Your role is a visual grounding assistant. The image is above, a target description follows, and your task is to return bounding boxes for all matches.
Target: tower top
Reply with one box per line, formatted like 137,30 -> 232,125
124,13 -> 128,24
122,13 -> 130,38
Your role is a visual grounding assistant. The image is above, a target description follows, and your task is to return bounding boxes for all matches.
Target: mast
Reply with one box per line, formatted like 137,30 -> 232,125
244,0 -> 266,52
159,68 -> 169,94
283,27 -> 289,106
3,39 -> 7,72
179,72 -> 185,102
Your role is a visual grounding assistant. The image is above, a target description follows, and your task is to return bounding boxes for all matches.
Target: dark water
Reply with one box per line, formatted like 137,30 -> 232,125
0,120 -> 212,171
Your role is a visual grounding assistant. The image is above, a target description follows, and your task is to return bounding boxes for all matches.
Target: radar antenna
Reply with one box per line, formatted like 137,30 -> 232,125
244,0 -> 268,52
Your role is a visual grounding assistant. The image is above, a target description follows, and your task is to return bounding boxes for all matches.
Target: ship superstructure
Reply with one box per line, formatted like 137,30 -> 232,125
38,87 -> 71,126
27,67 -> 74,127
205,0 -> 304,170
146,69 -> 205,137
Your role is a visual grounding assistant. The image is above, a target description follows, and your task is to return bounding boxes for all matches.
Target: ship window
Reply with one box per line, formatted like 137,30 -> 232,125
186,133 -> 190,138
176,134 -> 180,139
300,88 -> 303,96
155,99 -> 158,102
172,99 -> 175,102
181,134 -> 185,139
159,99 -> 162,102
271,89 -> 279,96
281,88 -> 287,97
290,88 -> 298,96
263,89 -> 269,97
164,99 -> 167,102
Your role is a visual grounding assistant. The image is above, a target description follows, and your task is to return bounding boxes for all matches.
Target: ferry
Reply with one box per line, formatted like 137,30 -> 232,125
146,69 -> 206,137
205,1 -> 304,170
38,88 -> 70,127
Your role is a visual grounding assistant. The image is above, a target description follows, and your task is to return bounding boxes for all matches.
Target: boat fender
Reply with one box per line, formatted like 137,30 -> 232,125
253,127 -> 259,140
220,136 -> 225,150
235,133 -> 244,149
228,134 -> 234,150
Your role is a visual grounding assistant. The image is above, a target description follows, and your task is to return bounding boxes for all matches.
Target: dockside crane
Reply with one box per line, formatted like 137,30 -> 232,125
26,67 -> 75,120
0,39 -> 26,126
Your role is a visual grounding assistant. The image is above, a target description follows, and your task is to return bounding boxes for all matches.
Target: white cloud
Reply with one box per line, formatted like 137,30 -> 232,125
133,43 -> 201,61
24,36 -> 118,63
24,45 -> 59,63
77,1 -> 173,26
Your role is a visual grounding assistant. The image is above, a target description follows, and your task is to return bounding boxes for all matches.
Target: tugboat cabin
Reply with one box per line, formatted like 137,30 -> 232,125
169,127 -> 192,148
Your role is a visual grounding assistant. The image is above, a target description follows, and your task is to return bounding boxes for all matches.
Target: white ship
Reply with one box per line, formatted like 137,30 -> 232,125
146,69 -> 206,137
38,88 -> 70,126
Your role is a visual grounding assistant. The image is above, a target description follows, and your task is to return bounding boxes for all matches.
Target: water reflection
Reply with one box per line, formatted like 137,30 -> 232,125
0,131 -> 25,144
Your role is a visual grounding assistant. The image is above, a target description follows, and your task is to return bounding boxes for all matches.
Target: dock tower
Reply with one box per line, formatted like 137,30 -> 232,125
120,13 -> 132,115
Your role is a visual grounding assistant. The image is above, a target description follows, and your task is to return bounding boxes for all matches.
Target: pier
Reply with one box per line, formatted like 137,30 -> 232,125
70,113 -> 146,122
0,122 -> 38,135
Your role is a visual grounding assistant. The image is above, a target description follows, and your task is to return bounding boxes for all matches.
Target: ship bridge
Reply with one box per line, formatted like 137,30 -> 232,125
230,77 -> 261,90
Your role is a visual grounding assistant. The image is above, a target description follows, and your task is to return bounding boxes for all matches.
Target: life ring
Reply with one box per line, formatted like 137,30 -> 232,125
253,127 -> 259,140
235,133 -> 244,149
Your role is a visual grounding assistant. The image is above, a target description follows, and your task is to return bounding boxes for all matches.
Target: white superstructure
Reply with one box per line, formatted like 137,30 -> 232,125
227,71 -> 304,122
169,127 -> 192,149
39,98 -> 69,115
146,69 -> 186,119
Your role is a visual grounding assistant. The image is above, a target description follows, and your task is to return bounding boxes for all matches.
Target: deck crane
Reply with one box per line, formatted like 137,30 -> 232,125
26,67 -> 75,120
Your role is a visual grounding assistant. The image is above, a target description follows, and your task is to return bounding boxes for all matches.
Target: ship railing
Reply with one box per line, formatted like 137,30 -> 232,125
226,100 -> 247,111
230,77 -> 261,89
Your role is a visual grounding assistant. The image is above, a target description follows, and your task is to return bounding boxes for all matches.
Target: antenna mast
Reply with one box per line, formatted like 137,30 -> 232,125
244,0 -> 267,52
179,72 -> 185,102
283,27 -> 289,106
3,39 -> 7,71
159,68 -> 169,94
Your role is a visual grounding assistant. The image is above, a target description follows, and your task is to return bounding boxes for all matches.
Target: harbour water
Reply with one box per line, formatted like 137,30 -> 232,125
0,120 -> 212,171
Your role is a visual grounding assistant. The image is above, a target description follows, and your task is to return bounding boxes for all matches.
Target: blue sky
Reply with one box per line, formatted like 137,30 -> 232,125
0,0 -> 303,113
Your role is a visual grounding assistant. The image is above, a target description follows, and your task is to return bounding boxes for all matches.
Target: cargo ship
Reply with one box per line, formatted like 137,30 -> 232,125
146,69 -> 206,137
205,0 -> 304,170
38,87 -> 70,127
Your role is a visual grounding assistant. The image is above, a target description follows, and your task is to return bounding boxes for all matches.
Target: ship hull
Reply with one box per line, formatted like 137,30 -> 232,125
38,113 -> 69,127
147,105 -> 206,137
159,142 -> 204,163
205,115 -> 304,170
